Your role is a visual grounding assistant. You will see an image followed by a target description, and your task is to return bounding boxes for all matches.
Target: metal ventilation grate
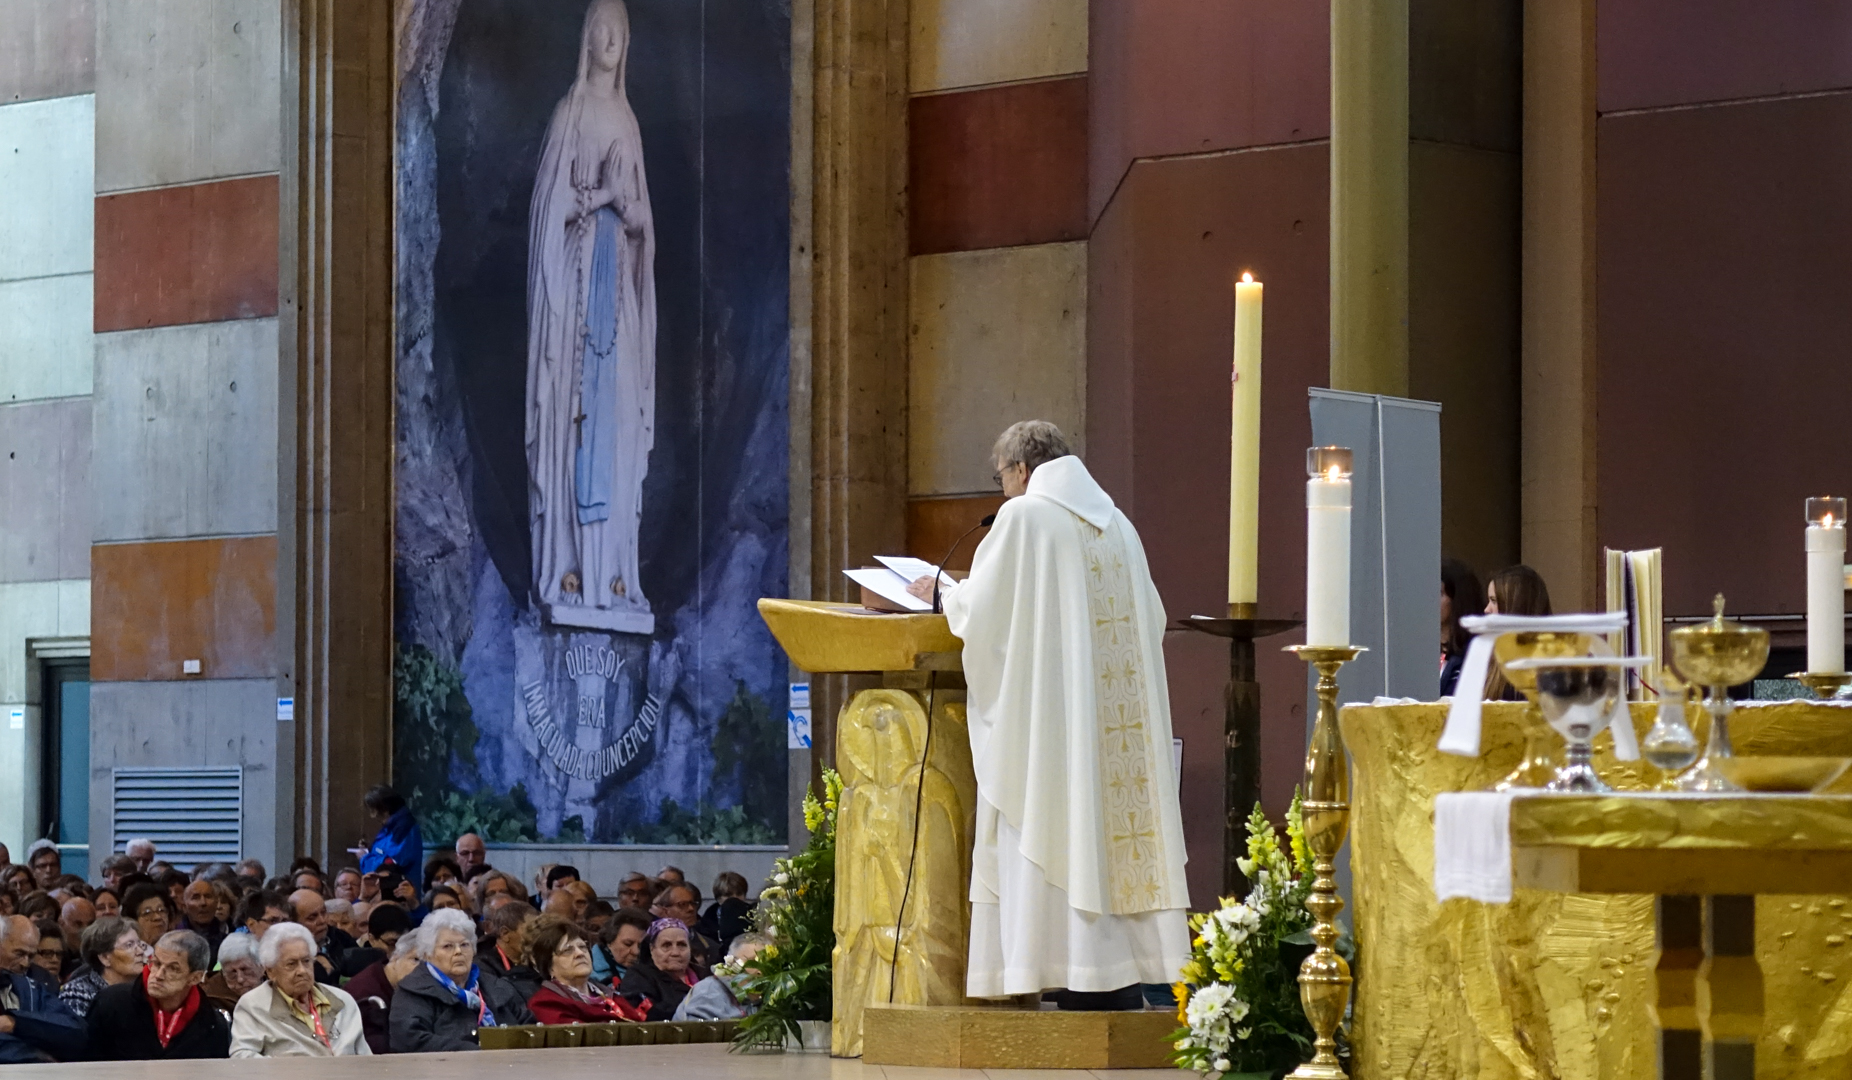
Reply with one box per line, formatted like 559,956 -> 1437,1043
111,768 -> 243,861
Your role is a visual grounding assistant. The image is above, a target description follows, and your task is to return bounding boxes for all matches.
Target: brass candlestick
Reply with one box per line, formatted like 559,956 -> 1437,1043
1286,643 -> 1364,1080
1795,671 -> 1852,699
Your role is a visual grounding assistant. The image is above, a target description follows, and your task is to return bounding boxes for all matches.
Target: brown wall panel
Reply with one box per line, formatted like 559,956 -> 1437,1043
94,175 -> 280,332
1599,0 -> 1852,113
0,0 -> 94,104
92,534 -> 278,681
1410,142 -> 1521,577
1597,93 -> 1852,619
1088,144 -> 1329,905
906,494 -> 1006,571
1089,0 -> 1329,223
910,77 -> 1088,255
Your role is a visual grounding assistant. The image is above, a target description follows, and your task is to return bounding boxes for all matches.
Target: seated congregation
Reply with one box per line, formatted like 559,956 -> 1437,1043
0,827 -> 764,1062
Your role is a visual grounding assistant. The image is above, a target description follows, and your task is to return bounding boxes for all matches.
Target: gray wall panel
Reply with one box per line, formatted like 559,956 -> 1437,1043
0,396 -> 90,581
93,319 -> 278,542
94,0 -> 280,193
86,677 -> 276,875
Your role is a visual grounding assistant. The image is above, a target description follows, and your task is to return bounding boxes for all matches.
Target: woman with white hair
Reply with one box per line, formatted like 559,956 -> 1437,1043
203,929 -> 265,1014
388,908 -> 530,1052
229,922 -> 369,1056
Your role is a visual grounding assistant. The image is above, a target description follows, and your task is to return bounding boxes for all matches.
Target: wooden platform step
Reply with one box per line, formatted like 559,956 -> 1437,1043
860,1004 -> 1176,1070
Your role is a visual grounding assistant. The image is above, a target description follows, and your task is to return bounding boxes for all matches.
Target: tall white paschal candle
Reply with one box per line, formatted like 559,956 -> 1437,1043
1806,497 -> 1847,674
1305,447 -> 1354,646
1227,273 -> 1264,607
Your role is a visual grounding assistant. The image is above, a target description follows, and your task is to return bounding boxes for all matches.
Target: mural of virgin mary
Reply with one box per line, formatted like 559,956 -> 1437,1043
526,0 -> 657,635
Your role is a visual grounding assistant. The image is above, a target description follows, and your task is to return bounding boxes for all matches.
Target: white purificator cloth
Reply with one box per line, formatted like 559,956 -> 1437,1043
1438,612 -> 1638,761
1432,791 -> 1518,903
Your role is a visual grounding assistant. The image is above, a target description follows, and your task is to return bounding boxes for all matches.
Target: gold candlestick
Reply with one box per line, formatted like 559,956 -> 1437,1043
1286,643 -> 1364,1080
1795,671 -> 1852,699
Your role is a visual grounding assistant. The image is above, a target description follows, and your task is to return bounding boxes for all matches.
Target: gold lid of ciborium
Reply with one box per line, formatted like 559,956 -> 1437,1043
1669,593 -> 1769,689
1492,631 -> 1596,702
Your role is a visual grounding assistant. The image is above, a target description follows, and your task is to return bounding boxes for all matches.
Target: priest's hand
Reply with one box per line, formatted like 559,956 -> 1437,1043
906,576 -> 937,602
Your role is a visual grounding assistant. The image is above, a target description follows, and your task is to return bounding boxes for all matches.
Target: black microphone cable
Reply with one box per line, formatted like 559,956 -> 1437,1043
890,512 -> 994,1002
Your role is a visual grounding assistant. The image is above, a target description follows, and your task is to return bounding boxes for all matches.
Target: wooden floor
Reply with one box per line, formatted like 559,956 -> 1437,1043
9,1044 -> 1190,1077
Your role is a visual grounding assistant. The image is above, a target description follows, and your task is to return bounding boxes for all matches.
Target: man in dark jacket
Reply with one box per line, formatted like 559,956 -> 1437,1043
388,910 -> 530,1053
475,901 -> 542,1001
85,930 -> 231,1059
0,916 -> 85,1063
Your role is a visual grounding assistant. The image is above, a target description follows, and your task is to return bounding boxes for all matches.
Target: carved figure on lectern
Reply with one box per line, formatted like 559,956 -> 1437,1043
833,690 -> 975,1055
933,422 -> 1191,1001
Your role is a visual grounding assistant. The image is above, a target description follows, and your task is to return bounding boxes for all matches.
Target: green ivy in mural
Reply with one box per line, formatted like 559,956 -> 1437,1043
393,643 -> 478,814
710,681 -> 786,841
617,798 -> 780,846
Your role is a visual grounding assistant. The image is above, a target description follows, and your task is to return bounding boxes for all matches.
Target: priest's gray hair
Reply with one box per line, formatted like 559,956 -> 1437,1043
993,420 -> 1072,473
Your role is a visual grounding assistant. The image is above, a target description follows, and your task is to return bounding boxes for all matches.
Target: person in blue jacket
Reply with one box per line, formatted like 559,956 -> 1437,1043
358,786 -> 424,882
0,916 -> 86,1063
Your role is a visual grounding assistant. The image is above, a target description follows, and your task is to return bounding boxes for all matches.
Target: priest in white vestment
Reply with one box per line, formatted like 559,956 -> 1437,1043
916,421 -> 1191,1003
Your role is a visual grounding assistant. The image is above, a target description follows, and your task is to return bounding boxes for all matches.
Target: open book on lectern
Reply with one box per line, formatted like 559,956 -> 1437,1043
843,556 -> 956,613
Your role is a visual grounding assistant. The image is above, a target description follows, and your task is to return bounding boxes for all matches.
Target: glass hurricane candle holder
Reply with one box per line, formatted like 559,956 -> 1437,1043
1307,446 -> 1353,480
1808,497 -> 1848,528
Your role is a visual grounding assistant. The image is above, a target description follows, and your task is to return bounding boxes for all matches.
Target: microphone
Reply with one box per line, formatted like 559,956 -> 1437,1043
931,513 -> 997,614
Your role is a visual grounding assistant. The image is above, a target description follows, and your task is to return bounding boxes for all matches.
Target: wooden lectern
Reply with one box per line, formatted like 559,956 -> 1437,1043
757,599 -> 978,1058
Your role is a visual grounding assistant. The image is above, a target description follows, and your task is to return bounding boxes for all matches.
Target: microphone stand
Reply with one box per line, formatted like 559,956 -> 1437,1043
931,514 -> 996,614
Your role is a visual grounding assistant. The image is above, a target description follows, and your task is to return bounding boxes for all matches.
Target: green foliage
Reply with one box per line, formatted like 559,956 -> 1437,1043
711,682 -> 787,842
616,798 -> 781,846
417,785 -> 543,845
730,769 -> 840,1051
393,644 -> 477,819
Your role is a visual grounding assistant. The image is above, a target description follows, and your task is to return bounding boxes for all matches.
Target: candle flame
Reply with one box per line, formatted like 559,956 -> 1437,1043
1240,272 -> 1254,284
1325,465 -> 1342,482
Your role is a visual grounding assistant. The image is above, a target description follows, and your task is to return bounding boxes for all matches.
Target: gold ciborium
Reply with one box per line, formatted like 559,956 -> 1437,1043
1669,594 -> 1769,792
1488,631 -> 1594,790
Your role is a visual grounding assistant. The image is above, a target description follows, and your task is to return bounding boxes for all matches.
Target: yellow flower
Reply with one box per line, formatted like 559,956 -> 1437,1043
1173,983 -> 1190,1024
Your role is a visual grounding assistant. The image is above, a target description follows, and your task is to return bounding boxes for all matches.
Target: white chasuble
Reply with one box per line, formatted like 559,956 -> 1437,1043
944,455 -> 1191,997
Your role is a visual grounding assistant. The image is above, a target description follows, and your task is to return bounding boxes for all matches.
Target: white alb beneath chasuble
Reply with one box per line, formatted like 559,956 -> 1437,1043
943,455 -> 1191,996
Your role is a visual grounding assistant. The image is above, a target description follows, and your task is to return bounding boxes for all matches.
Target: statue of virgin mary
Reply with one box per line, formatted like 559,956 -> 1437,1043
526,0 -> 656,635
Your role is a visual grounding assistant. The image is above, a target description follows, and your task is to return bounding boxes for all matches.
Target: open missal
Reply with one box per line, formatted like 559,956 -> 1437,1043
843,556 -> 956,613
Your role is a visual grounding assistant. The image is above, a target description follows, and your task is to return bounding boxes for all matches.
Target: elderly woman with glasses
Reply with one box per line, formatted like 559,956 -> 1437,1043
617,918 -> 699,1021
388,909 -> 530,1053
229,922 -> 368,1056
525,915 -> 645,1024
60,916 -> 147,1018
121,884 -> 174,954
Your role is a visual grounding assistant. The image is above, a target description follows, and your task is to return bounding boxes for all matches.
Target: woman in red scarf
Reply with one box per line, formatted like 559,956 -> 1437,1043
84,929 -> 230,1059
525,916 -> 647,1024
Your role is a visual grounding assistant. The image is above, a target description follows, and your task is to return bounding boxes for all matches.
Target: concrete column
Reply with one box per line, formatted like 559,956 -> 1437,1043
1520,0 -> 1599,612
1329,0 -> 1409,397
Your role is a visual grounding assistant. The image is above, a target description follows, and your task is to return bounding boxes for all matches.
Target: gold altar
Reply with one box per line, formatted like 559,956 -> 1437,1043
756,600 -> 978,1058
1345,700 -> 1852,1080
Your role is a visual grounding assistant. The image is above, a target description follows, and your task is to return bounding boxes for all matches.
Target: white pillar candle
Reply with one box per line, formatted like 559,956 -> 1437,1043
1305,447 -> 1353,647
1807,497 -> 1847,674
1228,273 -> 1263,608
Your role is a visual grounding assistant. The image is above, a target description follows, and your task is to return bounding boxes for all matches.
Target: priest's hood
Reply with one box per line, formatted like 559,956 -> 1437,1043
1022,455 -> 1115,530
